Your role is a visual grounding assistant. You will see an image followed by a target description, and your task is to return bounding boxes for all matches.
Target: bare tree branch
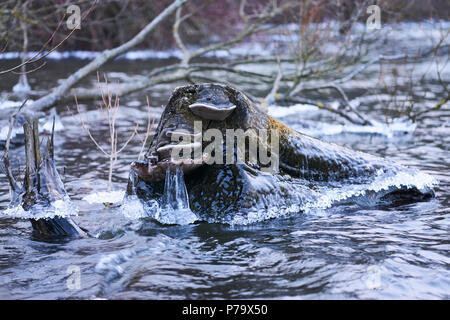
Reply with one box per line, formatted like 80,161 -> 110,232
26,0 -> 188,112
1,99 -> 27,192
0,0 -> 98,76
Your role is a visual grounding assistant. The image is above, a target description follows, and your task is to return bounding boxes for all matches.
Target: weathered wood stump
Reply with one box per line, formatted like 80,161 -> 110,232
2,114 -> 86,238
23,118 -> 86,238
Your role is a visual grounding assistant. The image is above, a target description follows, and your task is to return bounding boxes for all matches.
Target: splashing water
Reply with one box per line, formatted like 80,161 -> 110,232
157,165 -> 198,225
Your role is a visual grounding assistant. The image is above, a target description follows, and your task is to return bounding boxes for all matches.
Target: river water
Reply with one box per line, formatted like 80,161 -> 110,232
0,22 -> 449,299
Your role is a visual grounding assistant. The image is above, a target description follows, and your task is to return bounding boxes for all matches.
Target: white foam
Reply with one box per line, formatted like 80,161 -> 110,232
154,207 -> 198,225
126,100 -> 142,107
82,190 -> 126,204
269,102 -> 418,138
0,125 -> 23,141
119,195 -> 147,220
0,99 -> 34,110
2,196 -> 79,219
228,169 -> 437,226
95,249 -> 137,279
302,169 -> 437,213
297,118 -> 417,138
12,81 -> 31,94
0,106 -> 63,140
120,195 -> 198,225
41,108 -> 64,132
268,104 -> 318,117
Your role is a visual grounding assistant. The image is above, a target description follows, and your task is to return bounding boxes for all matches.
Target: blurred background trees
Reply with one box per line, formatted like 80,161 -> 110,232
1,0 -> 448,52
0,0 -> 448,125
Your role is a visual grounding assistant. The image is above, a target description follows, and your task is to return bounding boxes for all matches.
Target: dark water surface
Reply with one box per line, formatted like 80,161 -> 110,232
0,41 -> 449,299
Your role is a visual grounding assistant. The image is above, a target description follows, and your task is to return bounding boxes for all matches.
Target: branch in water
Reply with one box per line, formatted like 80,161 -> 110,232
1,99 -> 27,192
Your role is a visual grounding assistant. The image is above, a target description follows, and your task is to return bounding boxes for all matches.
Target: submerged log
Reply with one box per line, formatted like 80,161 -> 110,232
129,84 -> 435,223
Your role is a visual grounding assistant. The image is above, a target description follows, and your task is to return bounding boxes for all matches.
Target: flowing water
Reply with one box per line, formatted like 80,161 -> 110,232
0,23 -> 449,299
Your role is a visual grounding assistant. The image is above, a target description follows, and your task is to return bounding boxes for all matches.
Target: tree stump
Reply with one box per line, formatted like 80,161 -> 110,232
17,118 -> 86,237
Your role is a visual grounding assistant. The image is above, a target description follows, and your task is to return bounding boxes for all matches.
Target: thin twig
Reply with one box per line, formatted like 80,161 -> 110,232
0,0 -> 98,75
1,99 -> 27,192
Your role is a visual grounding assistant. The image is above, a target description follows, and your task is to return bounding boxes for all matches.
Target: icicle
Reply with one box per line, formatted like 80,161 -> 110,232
158,165 -> 197,225
162,165 -> 190,211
